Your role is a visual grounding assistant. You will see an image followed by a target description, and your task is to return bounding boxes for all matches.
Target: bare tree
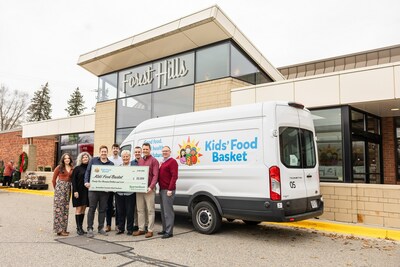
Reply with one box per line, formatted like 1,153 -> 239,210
0,84 -> 29,131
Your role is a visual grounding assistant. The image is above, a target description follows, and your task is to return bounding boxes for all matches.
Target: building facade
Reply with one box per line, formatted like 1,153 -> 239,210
10,5 -> 400,227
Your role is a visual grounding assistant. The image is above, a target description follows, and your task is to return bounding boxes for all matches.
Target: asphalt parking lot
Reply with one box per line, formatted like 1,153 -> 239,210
1,188 -> 399,266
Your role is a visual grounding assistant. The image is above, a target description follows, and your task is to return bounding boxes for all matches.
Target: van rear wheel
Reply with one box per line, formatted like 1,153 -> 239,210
243,220 -> 261,225
192,201 -> 222,234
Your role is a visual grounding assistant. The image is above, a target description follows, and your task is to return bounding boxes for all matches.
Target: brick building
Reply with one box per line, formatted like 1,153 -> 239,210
0,128 -> 56,171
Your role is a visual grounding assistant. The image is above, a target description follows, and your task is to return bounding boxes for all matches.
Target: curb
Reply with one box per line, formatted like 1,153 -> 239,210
1,187 -> 54,197
263,220 -> 400,241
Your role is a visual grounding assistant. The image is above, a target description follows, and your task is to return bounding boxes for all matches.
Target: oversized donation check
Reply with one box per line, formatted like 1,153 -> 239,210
89,165 -> 149,193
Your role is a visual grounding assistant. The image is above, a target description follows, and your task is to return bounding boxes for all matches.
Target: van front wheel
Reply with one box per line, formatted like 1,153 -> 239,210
192,201 -> 222,234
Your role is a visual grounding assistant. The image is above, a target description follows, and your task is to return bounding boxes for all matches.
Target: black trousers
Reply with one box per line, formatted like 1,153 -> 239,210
106,192 -> 119,227
2,176 -> 11,186
115,193 -> 136,232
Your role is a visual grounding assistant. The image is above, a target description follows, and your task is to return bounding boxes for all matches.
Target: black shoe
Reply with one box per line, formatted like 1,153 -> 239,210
116,230 -> 124,235
77,228 -> 84,236
161,233 -> 173,239
127,231 -> 133,235
157,231 -> 166,235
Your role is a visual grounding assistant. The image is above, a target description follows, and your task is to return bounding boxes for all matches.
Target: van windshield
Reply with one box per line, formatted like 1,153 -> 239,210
279,127 -> 316,168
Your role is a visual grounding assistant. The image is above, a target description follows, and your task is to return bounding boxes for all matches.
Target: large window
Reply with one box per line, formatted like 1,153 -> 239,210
196,43 -> 230,82
117,95 -> 151,128
152,86 -> 194,118
59,132 -> 94,162
116,85 -> 194,129
313,106 -> 382,184
231,45 -> 272,84
312,108 -> 343,182
350,108 -> 381,184
118,63 -> 153,97
152,52 -> 194,90
117,52 -> 195,97
98,73 -> 117,101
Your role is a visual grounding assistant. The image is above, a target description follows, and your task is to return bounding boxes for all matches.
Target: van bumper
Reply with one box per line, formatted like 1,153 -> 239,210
218,195 -> 324,222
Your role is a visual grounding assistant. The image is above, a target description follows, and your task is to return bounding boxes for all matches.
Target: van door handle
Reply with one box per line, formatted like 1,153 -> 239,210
306,174 -> 312,178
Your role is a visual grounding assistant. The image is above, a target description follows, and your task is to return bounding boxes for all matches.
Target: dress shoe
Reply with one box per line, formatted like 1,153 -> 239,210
157,231 -> 166,235
161,233 -> 173,239
116,230 -> 124,235
127,231 -> 133,235
145,231 -> 153,238
57,231 -> 69,236
105,225 -> 111,232
132,230 -> 145,236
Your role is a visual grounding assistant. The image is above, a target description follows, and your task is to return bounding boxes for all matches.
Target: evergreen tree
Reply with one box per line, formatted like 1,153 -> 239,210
27,82 -> 52,122
65,87 -> 86,116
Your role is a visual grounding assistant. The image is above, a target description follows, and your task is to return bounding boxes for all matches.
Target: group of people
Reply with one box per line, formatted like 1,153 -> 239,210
52,143 -> 178,239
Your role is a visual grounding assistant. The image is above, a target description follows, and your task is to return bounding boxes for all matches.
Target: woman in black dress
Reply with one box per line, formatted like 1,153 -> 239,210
71,152 -> 92,235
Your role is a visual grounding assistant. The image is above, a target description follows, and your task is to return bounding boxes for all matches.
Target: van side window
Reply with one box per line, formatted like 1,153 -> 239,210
279,127 -> 316,168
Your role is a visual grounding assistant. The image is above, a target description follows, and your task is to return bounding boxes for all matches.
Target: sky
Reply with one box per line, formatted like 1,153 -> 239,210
1,0 -> 399,119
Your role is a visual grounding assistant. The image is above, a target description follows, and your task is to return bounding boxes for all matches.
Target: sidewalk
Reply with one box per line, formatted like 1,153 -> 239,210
2,186 -> 400,241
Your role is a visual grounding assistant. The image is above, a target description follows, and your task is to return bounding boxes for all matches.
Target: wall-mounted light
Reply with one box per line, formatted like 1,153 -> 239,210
391,108 -> 399,111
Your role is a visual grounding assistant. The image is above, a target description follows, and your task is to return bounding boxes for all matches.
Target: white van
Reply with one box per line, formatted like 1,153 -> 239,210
120,101 -> 323,234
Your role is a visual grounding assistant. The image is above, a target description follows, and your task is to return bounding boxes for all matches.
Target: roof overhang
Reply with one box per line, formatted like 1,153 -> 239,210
77,5 -> 284,82
22,113 -> 95,138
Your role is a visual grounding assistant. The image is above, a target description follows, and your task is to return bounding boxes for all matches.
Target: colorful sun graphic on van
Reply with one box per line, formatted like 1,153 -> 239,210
176,137 -> 203,166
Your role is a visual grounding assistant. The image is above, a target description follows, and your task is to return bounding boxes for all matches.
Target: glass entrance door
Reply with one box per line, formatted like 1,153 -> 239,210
352,140 -> 381,183
368,142 -> 380,183
352,140 -> 365,183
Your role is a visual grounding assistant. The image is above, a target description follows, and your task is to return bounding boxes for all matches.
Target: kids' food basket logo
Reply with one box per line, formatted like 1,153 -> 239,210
176,137 -> 202,166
